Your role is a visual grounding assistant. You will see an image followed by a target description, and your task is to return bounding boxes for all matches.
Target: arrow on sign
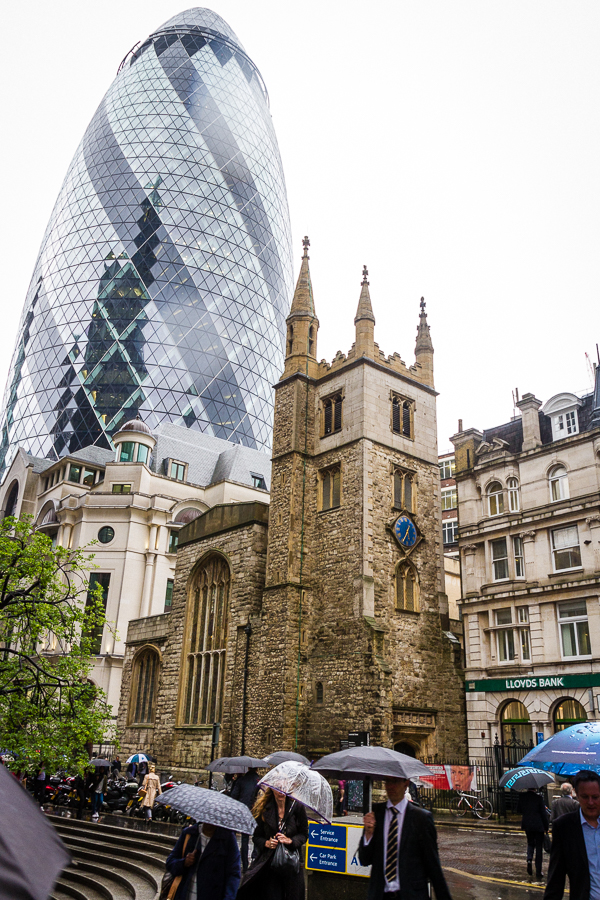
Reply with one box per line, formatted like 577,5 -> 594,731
310,828 -> 319,839
310,854 -> 318,862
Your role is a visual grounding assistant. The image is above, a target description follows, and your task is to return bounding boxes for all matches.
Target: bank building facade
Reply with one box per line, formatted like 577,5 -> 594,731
452,371 -> 600,762
116,242 -> 467,772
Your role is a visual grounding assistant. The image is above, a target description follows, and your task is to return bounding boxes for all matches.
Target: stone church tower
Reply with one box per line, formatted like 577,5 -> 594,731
245,239 -> 465,758
116,240 -> 466,771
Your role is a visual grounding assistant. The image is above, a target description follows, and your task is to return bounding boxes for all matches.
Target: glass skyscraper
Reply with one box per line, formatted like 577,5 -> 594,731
0,8 -> 292,474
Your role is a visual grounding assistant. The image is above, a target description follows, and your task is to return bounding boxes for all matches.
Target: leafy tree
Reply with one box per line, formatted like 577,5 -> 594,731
0,516 -> 114,772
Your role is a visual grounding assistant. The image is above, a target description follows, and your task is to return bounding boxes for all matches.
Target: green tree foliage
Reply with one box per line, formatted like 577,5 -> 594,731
0,517 -> 114,772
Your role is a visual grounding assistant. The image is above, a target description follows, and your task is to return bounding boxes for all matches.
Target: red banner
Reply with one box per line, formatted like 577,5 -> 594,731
420,764 -> 478,792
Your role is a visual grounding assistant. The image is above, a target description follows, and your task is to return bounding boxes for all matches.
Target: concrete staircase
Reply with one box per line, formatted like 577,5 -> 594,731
48,814 -> 174,900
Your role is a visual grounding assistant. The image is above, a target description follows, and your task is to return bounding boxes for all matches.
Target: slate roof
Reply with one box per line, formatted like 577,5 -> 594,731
150,423 -> 271,490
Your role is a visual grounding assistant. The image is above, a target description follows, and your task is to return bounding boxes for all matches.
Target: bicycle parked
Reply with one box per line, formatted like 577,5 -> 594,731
450,788 -> 493,819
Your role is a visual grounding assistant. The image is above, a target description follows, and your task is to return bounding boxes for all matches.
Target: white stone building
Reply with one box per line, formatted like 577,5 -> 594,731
0,419 -> 271,717
451,371 -> 600,760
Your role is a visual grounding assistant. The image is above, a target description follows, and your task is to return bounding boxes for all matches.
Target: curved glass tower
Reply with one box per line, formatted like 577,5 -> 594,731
0,8 -> 292,473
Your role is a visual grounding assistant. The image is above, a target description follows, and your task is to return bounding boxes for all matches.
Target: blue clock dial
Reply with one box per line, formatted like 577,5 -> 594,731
394,515 -> 417,548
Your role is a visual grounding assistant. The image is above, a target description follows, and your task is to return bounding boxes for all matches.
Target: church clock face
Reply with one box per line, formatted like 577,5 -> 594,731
394,515 -> 417,549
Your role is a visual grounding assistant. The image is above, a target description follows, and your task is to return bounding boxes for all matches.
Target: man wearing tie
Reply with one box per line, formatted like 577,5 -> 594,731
358,777 -> 452,900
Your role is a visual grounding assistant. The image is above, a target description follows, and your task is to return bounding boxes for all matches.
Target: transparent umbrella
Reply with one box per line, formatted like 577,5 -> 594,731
259,761 -> 333,823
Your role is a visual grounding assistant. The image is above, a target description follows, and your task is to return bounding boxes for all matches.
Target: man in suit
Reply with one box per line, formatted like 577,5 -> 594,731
545,769 -> 600,900
358,776 -> 452,900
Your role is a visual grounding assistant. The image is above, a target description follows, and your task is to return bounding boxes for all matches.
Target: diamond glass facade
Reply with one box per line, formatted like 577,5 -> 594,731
0,8 -> 292,474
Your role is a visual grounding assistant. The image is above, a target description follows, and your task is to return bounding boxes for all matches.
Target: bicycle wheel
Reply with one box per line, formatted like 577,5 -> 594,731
474,799 -> 493,819
450,796 -> 467,817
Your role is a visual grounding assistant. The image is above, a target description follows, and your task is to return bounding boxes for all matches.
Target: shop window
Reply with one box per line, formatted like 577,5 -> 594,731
182,555 -> 230,725
558,600 -> 591,658
501,700 -> 531,749
487,482 -> 504,516
323,394 -> 343,436
549,466 -> 569,502
392,396 -> 413,438
393,469 -> 415,511
131,647 -> 159,724
396,562 -> 419,612
554,698 -> 587,732
551,525 -> 581,571
508,478 -> 520,512
320,466 -> 341,511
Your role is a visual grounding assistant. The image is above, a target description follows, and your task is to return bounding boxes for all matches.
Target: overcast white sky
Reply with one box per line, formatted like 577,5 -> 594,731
1,1 -> 599,453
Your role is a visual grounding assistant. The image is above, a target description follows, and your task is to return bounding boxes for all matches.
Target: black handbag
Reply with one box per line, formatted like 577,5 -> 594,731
271,839 -> 300,875
543,833 -> 552,854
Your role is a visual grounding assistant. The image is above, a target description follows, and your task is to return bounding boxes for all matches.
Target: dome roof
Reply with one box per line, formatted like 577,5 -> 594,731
114,416 -> 153,438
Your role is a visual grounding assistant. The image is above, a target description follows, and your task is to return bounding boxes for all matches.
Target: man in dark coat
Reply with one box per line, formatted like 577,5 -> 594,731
545,769 -> 600,900
518,788 -> 549,882
550,783 -> 579,822
231,768 -> 260,871
166,821 -> 240,900
358,776 -> 452,900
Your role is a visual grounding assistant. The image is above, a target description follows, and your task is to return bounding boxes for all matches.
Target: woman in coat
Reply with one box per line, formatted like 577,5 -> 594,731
517,788 -> 549,882
165,822 -> 240,900
239,787 -> 308,900
140,763 -> 162,820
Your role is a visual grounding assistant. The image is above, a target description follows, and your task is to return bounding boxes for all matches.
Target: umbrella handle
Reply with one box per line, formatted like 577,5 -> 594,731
362,776 -> 372,815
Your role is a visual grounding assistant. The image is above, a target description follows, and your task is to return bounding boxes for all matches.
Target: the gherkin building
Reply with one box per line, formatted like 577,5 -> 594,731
0,7 -> 292,474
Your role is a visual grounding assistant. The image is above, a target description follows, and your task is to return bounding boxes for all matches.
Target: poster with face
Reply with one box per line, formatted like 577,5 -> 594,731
420,764 -> 477,791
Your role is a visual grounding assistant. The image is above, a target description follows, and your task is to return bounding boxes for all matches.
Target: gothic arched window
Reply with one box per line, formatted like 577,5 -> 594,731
396,562 -> 419,612
130,647 -> 159,724
182,555 -> 230,725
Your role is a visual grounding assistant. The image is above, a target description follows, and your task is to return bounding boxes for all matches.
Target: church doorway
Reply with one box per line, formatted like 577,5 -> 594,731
394,741 -> 417,758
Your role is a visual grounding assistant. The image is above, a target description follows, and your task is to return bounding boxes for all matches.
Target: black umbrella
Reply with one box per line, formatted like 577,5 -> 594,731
264,751 -> 310,767
313,745 -> 432,781
499,767 -> 555,791
0,764 -> 71,900
155,784 -> 257,834
89,758 -> 111,768
206,755 -> 268,774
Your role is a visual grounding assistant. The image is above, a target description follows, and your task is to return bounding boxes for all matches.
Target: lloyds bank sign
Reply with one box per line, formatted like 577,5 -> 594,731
466,672 -> 600,694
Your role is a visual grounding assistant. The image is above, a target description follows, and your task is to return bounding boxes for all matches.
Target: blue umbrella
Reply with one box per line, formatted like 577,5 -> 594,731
126,752 -> 152,764
519,722 -> 600,775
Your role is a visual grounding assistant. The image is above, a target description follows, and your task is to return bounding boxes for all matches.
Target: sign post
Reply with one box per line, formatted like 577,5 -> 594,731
306,823 -> 371,878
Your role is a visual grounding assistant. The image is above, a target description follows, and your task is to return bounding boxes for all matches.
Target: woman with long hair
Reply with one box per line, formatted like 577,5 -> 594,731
238,786 -> 308,900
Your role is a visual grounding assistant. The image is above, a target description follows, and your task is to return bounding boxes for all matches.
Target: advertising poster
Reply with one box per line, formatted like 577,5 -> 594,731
420,764 -> 477,791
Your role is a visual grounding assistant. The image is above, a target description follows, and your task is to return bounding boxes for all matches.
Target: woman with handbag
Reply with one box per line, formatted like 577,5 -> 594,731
238,787 -> 308,900
140,763 -> 162,820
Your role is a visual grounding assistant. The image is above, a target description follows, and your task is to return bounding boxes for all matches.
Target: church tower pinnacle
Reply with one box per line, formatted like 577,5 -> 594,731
283,237 -> 319,379
354,265 -> 376,358
414,297 -> 434,387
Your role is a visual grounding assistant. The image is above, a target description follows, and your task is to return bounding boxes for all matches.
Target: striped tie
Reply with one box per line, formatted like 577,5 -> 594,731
385,807 -> 399,884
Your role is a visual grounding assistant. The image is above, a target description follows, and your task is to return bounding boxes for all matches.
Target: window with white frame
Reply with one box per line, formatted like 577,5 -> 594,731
439,458 -> 455,480
491,538 -> 509,580
488,481 -> 504,516
551,525 -> 581,571
495,607 -> 531,663
508,478 -> 520,512
443,519 -> 458,544
513,536 -> 525,578
441,487 -> 457,511
549,465 -> 569,502
558,600 -> 591,657
552,410 -> 579,440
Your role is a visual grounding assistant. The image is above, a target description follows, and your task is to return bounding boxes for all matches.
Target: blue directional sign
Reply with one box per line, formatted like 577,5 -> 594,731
306,847 -> 346,873
307,824 -> 347,848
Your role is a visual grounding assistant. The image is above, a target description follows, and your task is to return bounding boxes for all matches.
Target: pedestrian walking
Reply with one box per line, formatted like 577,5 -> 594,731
358,775 -> 451,900
550,782 -> 579,822
35,767 -> 46,807
112,755 -> 122,778
231,768 -> 261,871
336,780 -> 347,817
140,763 -> 162,820
164,821 -> 240,899
238,787 -> 308,900
91,769 -> 107,819
518,788 -> 550,883
545,769 -> 600,900
138,761 -> 148,785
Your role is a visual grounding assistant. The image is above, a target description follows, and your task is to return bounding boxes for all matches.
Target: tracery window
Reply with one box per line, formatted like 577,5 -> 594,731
393,468 -> 415,511
323,394 -> 343,435
131,647 -> 159,724
392,395 -> 413,438
182,555 -> 230,725
396,562 -> 419,612
320,465 -> 341,511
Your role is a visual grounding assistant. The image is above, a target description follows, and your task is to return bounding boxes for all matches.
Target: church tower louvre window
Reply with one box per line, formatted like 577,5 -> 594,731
392,394 -> 414,438
396,562 -> 420,612
322,393 -> 343,436
181,555 -> 230,725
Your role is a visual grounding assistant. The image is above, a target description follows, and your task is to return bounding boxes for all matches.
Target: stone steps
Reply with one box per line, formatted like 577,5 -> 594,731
48,813 -> 169,900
